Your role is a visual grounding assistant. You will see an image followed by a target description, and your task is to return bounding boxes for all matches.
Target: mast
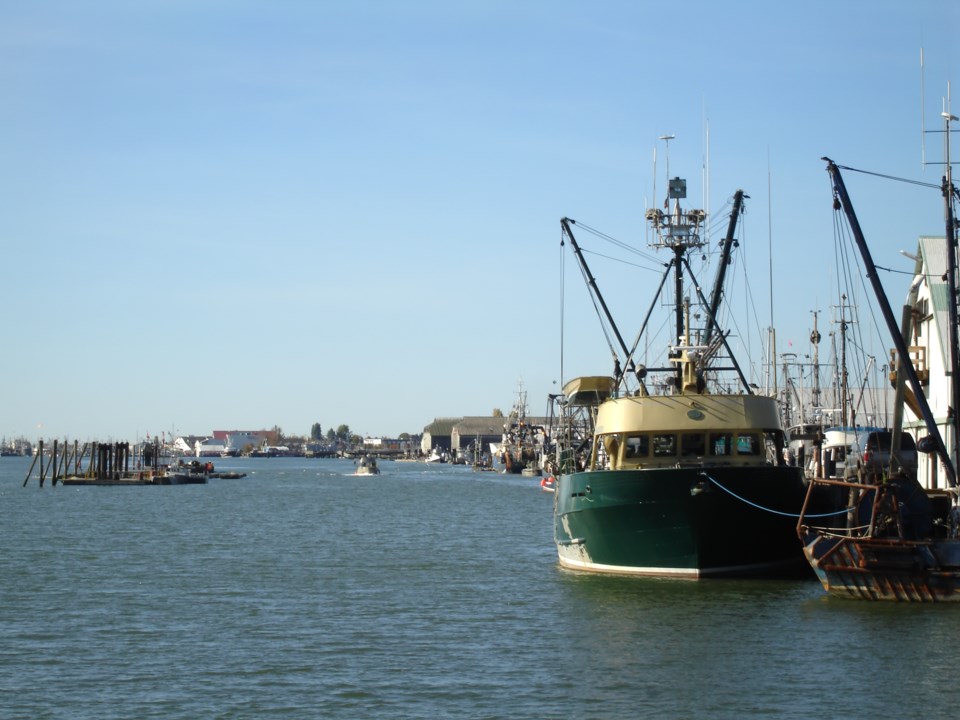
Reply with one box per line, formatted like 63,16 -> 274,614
780,354 -> 794,428
704,189 -> 746,349
645,176 -> 706,389
941,105 -> 960,473
810,311 -> 822,422
824,157 -> 956,486
839,296 -> 850,429
797,353 -> 806,425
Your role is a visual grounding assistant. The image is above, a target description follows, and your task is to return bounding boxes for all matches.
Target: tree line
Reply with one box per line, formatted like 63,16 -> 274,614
309,423 -> 412,444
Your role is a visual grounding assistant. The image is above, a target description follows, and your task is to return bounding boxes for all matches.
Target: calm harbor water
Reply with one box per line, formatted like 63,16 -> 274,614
3,455 -> 959,719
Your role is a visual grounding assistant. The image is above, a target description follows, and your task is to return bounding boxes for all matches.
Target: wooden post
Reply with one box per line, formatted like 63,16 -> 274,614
51,439 -> 59,486
39,440 -> 51,487
55,439 -> 67,485
21,445 -> 40,487
76,442 -> 86,476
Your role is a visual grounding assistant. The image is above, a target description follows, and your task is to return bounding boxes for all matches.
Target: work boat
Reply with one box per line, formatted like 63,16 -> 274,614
554,177 -> 822,578
796,151 -> 960,602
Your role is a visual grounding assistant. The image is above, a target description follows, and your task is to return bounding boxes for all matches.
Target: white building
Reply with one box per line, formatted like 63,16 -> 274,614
902,235 -> 957,490
195,437 -> 226,457
224,432 -> 265,455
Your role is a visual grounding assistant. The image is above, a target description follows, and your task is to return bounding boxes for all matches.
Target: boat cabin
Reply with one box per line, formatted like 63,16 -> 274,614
581,391 -> 787,471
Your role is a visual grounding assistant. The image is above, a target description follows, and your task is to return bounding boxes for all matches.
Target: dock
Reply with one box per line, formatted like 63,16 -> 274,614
23,439 -> 182,487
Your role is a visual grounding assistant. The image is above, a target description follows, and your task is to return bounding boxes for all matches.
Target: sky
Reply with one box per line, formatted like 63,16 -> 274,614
1,0 -> 958,442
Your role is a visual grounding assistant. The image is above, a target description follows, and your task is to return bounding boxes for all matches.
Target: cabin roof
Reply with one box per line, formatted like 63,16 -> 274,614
562,376 -> 615,406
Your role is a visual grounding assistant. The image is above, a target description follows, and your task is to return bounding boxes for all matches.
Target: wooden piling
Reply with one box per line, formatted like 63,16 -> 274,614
21,448 -> 40,488
39,440 -> 46,487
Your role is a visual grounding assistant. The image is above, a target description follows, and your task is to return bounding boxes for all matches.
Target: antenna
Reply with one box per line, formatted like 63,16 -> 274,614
659,134 -> 675,204
768,149 -> 774,331
703,119 -> 710,244
921,47 -> 926,169
652,146 -> 657,235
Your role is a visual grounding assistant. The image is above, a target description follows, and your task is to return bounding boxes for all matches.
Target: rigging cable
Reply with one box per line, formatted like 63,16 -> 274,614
830,181 -> 896,427
573,220 -> 663,266
571,238 -> 621,368
834,163 -> 940,190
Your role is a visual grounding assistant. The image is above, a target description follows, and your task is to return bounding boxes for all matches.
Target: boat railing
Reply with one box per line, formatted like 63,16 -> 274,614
798,472 -> 960,540
557,447 -> 583,474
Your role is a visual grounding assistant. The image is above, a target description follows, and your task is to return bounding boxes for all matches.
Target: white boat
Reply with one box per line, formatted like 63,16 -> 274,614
355,455 -> 380,476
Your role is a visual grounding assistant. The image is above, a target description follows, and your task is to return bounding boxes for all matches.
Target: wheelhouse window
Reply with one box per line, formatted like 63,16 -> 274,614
652,434 -> 677,457
681,433 -> 705,457
763,430 -> 783,464
736,434 -> 761,455
710,433 -> 732,456
624,434 -> 649,458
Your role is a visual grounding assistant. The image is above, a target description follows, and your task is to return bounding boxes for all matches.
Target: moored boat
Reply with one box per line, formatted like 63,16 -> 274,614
554,361 -> 814,577
499,382 -> 547,475
796,152 -> 960,601
161,471 -> 208,485
162,459 -> 211,484
553,170 -> 831,578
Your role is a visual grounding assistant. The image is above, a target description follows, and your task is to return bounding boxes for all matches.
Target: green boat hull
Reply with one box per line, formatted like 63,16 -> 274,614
554,464 -> 815,577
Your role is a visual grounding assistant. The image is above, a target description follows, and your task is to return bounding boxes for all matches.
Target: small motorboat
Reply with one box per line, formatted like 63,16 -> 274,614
355,455 -> 381,476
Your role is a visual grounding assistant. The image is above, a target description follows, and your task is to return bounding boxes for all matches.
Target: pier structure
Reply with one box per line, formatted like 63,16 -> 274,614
22,439 -> 165,487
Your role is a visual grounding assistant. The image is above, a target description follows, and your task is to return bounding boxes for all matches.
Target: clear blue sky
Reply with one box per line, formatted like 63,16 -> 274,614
2,0 -> 958,441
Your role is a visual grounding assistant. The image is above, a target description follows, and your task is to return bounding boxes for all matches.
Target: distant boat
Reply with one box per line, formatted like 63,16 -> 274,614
355,455 -> 381,476
499,382 -> 546,475
250,445 -> 290,458
162,459 -> 211,484
425,450 -> 448,463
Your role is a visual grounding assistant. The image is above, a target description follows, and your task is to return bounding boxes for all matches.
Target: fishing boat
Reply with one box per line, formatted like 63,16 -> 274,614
796,143 -> 960,601
553,174 -> 827,578
499,382 -> 547,475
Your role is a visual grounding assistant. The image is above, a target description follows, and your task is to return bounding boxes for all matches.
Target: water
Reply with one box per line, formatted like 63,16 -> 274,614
2,456 -> 959,719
